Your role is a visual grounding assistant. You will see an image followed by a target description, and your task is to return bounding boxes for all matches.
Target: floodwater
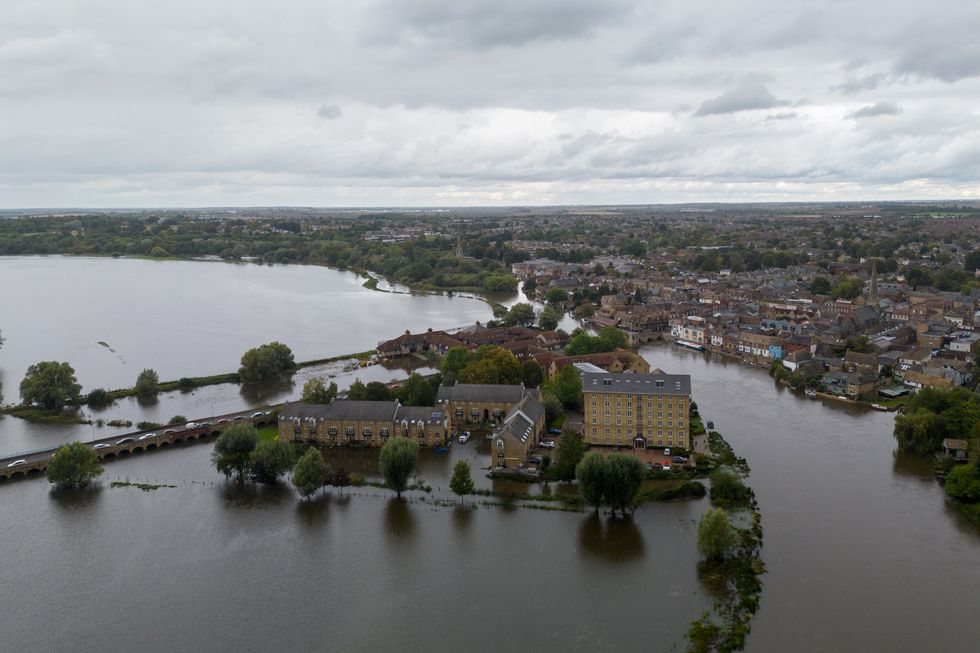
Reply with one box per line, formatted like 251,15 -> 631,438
638,345 -> 980,652
1,257 -> 979,652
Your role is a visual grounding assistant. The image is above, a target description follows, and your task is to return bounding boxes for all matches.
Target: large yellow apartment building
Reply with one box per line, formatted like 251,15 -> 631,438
581,371 -> 692,450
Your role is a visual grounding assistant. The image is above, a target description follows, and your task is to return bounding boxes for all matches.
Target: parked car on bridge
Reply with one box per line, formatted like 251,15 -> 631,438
6,459 -> 26,467
116,437 -> 135,445
138,433 -> 156,441
93,443 -> 111,450
252,411 -> 266,418
185,422 -> 200,429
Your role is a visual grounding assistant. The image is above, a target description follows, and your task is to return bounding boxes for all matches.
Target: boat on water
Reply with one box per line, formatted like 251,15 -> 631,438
674,339 -> 706,352
805,388 -> 817,397
870,403 -> 889,411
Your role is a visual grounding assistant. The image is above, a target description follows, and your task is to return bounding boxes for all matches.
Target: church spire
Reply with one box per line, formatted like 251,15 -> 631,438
869,259 -> 879,308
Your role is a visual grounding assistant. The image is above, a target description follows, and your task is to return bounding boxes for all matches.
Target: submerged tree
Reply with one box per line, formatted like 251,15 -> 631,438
212,424 -> 259,482
697,507 -> 736,562
250,439 -> 295,484
134,368 -> 159,396
379,436 -> 419,498
292,447 -> 331,498
46,442 -> 103,489
449,459 -> 476,502
576,452 -> 607,512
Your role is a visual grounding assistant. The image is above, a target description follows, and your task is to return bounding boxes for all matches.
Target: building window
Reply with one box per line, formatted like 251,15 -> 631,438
345,426 -> 355,436
363,428 -> 372,437
328,427 -> 338,436
470,408 -> 479,416
380,428 -> 389,437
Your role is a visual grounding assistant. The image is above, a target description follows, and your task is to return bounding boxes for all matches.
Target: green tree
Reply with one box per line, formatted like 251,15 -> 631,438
538,305 -> 559,331
134,368 -> 159,396
168,414 -> 187,425
458,347 -> 522,385
250,439 -> 295,483
965,250 -> 980,272
503,302 -> 536,327
379,436 -> 419,498
292,447 -> 331,498
541,391 -> 563,423
542,365 -> 583,410
521,360 -> 544,388
809,276 -> 832,295
238,341 -> 295,384
546,287 -> 567,305
697,507 -> 736,562
576,452 -> 607,512
944,463 -> 980,502
605,453 -> 645,516
46,442 -> 103,489
396,373 -> 436,406
830,276 -> 863,300
441,346 -> 475,377
709,469 -> 753,508
554,430 -> 586,481
301,377 -> 337,404
19,361 -> 82,411
449,459 -> 476,502
212,424 -> 259,482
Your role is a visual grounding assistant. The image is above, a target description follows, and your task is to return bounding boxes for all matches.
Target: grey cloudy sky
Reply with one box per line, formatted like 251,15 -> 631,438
2,0 -> 979,207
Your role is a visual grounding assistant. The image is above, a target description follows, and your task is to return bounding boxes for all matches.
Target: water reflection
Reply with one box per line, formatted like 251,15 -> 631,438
239,377 -> 295,404
295,495 -> 330,528
49,484 -> 103,511
136,394 -> 159,408
384,498 -> 416,539
892,450 -> 936,480
577,513 -> 645,562
452,505 -> 474,535
219,481 -> 293,509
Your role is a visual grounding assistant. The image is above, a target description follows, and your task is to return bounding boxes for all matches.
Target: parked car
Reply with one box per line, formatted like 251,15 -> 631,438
217,419 -> 229,425
528,455 -> 543,465
138,433 -> 156,441
185,422 -> 200,429
458,431 -> 471,444
662,464 -> 672,471
540,440 -> 556,449
252,411 -> 265,418
672,455 -> 688,464
652,463 -> 663,471
663,448 -> 671,456
233,415 -> 247,421
546,427 -> 562,435
164,429 -> 177,435
646,462 -> 654,471
116,437 -> 135,445
93,443 -> 111,450
7,459 -> 26,468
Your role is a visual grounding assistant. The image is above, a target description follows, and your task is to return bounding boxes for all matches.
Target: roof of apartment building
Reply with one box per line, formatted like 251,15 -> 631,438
281,400 -> 445,424
581,371 -> 691,396
436,383 -> 527,404
281,400 -> 400,421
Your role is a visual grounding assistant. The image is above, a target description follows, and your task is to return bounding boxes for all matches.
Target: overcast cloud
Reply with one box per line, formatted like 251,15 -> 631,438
1,0 -> 979,207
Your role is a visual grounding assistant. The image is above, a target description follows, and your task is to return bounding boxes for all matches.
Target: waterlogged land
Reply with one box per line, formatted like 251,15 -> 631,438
1,257 -> 980,651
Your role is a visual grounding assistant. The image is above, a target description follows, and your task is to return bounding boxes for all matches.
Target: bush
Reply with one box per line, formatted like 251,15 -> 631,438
177,377 -> 196,391
709,469 -> 753,508
168,415 -> 187,425
945,464 -> 980,503
137,421 -> 162,431
85,388 -> 110,406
